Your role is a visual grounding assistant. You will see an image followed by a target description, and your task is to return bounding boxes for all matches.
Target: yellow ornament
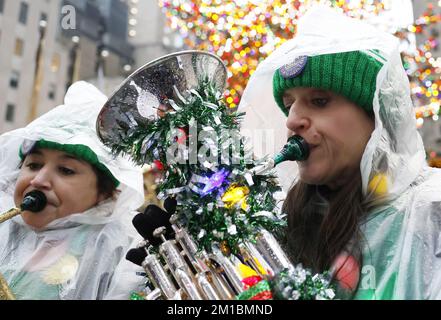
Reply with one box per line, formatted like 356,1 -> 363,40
238,256 -> 268,277
238,263 -> 259,279
240,198 -> 248,211
252,257 -> 268,276
221,184 -> 249,209
368,173 -> 388,196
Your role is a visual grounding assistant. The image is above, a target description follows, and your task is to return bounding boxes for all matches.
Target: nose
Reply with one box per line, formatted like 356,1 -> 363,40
285,105 -> 311,134
30,167 -> 52,190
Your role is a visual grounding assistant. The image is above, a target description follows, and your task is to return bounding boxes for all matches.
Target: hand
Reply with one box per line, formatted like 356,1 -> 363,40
132,197 -> 177,246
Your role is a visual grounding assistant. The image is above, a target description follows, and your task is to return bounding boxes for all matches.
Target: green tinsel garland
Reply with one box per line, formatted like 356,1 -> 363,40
106,77 -> 285,252
270,266 -> 336,300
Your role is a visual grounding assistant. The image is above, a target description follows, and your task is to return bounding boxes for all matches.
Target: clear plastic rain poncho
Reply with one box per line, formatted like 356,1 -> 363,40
239,6 -> 441,299
0,82 -> 145,299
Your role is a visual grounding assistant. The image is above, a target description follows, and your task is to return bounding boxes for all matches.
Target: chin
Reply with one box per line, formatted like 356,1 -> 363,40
21,212 -> 51,230
298,167 -> 328,185
22,220 -> 47,230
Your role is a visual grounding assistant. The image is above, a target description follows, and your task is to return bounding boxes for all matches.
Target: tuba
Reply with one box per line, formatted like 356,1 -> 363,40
126,209 -> 302,300
0,190 -> 47,300
96,50 -> 310,300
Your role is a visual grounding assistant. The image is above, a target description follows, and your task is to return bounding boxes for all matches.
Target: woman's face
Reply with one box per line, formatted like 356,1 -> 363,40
14,148 -> 106,230
283,87 -> 374,189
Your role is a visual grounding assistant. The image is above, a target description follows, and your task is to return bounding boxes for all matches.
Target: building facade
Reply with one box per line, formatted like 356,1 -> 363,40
0,0 -> 135,133
0,0 -> 69,133
127,0 -> 183,70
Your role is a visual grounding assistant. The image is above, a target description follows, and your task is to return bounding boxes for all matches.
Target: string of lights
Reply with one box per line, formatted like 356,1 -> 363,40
157,0 -> 441,127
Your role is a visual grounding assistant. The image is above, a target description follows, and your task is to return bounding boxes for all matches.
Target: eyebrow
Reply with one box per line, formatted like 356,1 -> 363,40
61,154 -> 79,160
60,154 -> 88,165
283,88 -> 330,98
310,89 -> 330,95
27,150 -> 85,163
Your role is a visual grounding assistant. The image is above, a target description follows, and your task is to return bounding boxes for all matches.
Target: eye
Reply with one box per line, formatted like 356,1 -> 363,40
282,97 -> 294,111
26,162 -> 42,171
311,98 -> 329,107
59,167 -> 75,175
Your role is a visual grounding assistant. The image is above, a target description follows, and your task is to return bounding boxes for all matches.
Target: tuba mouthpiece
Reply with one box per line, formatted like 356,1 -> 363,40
20,190 -> 47,213
274,135 -> 309,165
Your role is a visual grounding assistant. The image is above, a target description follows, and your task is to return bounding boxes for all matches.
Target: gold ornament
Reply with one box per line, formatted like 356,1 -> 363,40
220,240 -> 231,256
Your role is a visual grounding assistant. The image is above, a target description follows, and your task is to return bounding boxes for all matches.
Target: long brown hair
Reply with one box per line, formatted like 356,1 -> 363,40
282,173 -> 381,273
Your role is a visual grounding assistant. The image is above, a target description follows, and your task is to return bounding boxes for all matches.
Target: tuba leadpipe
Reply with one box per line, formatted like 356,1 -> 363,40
0,190 -> 47,300
0,190 -> 47,224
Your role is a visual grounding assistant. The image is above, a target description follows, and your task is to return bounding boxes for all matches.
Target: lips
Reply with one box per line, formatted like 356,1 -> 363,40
299,137 -> 318,154
302,140 -> 319,160
287,134 -> 319,159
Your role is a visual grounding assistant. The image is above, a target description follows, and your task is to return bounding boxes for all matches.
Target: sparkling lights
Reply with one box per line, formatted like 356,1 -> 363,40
158,0 -> 388,109
158,1 -> 441,122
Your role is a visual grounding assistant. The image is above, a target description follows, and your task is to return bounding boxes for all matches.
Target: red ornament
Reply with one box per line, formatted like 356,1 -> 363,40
176,128 -> 187,144
250,291 -> 273,300
242,275 -> 263,289
153,160 -> 164,171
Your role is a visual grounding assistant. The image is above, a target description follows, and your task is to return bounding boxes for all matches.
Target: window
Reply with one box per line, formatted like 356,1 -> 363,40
9,71 -> 20,89
5,104 -> 15,122
48,83 -> 56,100
0,0 -> 4,14
18,2 -> 28,25
40,12 -> 48,23
14,38 -> 24,56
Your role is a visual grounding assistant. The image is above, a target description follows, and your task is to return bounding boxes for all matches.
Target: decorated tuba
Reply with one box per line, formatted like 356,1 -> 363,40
96,50 -> 333,300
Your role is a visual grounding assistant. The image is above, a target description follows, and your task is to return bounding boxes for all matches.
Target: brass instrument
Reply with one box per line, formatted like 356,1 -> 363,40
0,273 -> 15,300
132,214 -> 296,300
128,135 -> 308,300
97,50 -> 310,300
0,190 -> 47,300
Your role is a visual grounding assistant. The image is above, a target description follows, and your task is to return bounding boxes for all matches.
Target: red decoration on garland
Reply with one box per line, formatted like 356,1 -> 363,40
153,160 -> 164,171
242,275 -> 263,289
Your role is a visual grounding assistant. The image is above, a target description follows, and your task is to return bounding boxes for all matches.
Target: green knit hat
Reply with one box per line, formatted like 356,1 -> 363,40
19,139 -> 119,187
273,50 -> 385,116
